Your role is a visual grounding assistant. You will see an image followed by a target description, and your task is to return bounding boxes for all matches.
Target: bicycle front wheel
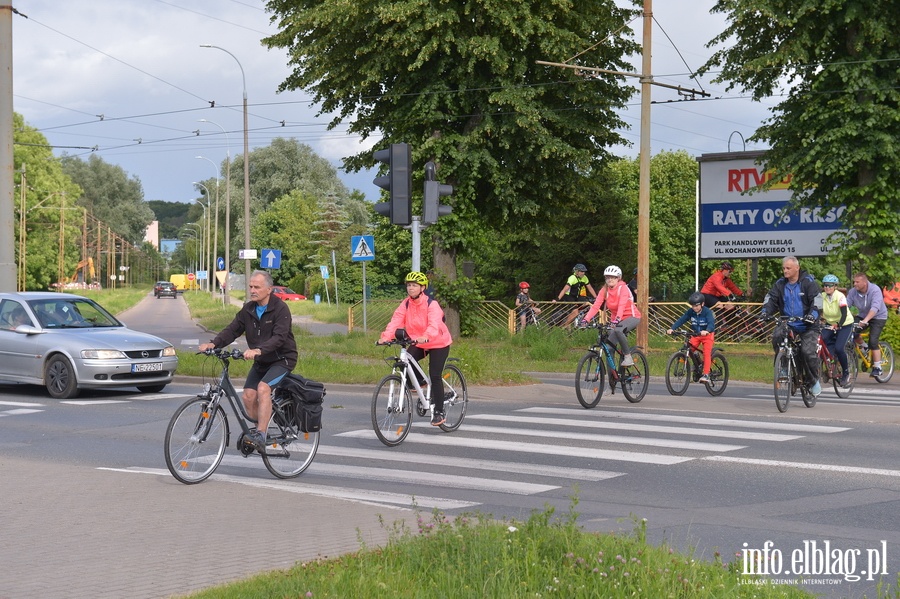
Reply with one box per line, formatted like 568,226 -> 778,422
875,341 -> 894,383
164,397 -> 228,484
372,374 -> 413,446
774,349 -> 791,413
262,409 -> 320,479
664,351 -> 690,396
575,351 -> 605,408
439,363 -> 468,432
706,351 -> 729,397
622,349 -> 649,403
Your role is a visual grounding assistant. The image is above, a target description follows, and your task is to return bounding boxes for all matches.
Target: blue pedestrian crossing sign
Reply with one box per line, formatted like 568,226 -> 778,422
351,235 -> 375,261
261,249 -> 282,269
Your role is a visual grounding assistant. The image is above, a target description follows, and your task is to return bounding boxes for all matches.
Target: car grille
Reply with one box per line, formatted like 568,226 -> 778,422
110,371 -> 173,381
124,349 -> 165,359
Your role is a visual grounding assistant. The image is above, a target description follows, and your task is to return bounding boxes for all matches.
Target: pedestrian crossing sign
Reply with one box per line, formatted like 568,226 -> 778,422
351,235 -> 375,261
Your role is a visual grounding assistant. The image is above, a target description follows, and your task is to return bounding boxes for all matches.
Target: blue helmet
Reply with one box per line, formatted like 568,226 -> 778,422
822,274 -> 839,284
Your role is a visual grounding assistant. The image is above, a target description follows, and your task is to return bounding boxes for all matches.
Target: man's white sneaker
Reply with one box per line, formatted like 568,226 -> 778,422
621,354 -> 635,367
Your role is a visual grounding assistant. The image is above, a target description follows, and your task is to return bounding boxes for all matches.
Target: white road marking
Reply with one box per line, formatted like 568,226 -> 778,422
315,445 -> 622,482
703,456 -> 900,478
61,400 -> 129,405
337,430 -> 691,465
0,400 -> 44,407
469,413 -> 798,442
0,409 -> 43,416
521,407 -> 851,433
124,393 -> 189,401
98,466 -> 477,510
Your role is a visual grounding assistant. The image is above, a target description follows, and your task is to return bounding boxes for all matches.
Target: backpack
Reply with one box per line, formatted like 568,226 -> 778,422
276,373 -> 326,433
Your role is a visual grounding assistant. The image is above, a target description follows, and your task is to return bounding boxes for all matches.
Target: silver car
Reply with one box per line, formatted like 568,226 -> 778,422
0,292 -> 178,399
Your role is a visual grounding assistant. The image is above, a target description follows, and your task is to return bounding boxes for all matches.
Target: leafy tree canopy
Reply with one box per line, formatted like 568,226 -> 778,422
702,0 -> 900,287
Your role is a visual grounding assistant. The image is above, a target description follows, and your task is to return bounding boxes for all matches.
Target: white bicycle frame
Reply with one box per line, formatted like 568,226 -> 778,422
393,344 -> 436,415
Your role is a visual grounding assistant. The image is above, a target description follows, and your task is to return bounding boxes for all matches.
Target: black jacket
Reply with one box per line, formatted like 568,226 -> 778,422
210,294 -> 298,369
762,269 -> 821,322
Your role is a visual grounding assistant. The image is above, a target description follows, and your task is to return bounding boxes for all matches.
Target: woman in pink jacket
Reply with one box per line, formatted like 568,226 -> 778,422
379,271 -> 453,425
581,265 -> 642,366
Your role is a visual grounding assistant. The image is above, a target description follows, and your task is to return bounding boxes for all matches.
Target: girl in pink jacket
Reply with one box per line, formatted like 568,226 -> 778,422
582,265 -> 642,366
379,271 -> 453,425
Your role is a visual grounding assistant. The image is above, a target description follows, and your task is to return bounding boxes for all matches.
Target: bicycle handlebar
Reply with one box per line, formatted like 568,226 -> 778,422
197,347 -> 246,360
375,338 -> 418,348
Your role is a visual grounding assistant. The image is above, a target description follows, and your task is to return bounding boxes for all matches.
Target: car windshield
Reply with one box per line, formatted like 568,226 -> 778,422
278,287 -> 297,294
28,298 -> 122,329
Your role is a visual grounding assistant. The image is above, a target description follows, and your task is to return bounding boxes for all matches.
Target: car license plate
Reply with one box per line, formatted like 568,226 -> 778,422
132,362 -> 163,373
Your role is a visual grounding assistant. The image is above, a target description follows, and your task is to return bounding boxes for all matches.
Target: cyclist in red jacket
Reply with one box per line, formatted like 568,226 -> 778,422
701,261 -> 745,309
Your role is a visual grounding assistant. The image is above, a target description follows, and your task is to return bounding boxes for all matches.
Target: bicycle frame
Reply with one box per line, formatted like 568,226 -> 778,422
390,344 -> 435,413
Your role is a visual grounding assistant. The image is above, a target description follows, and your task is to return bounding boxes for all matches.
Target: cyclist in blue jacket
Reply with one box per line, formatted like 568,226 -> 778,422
760,256 -> 822,397
666,292 -> 716,384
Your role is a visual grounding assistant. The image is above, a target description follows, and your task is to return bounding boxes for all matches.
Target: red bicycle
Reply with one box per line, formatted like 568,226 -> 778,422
817,330 -> 857,399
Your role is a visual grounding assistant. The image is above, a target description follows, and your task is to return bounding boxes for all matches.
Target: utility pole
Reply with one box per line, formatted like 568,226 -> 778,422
537,0 -> 708,350
0,3 -> 16,291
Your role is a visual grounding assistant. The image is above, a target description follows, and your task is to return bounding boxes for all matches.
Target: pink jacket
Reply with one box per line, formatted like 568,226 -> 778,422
583,280 -> 641,323
380,294 -> 452,349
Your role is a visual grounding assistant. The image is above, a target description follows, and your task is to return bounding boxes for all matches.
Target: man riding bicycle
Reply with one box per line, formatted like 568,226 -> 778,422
846,272 -> 889,377
199,270 -> 298,450
701,261 -> 745,309
760,256 -> 822,398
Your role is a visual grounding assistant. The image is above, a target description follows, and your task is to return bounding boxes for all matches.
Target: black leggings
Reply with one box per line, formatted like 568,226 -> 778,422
408,345 -> 451,412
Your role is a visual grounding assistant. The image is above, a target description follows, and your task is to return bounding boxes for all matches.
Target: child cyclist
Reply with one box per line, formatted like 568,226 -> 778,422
667,292 -> 716,384
379,271 -> 453,426
515,281 -> 542,331
580,265 -> 641,366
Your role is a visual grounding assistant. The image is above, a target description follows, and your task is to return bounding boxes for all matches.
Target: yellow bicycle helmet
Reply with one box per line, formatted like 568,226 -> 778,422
404,271 -> 429,288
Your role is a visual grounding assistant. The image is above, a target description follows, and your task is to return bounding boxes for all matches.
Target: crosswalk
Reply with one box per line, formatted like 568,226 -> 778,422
113,406 -> 884,510
0,400 -> 44,418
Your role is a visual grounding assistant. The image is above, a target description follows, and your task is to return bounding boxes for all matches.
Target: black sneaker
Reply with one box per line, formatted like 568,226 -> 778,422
431,411 -> 446,426
839,372 -> 850,387
871,367 -> 883,378
247,429 -> 267,451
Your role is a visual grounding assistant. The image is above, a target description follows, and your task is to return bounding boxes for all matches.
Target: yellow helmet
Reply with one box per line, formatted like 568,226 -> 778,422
404,271 -> 428,288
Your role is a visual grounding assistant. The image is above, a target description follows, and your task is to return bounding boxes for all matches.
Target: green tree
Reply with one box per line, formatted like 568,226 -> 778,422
263,0 -> 640,333
702,0 -> 900,287
59,154 -> 154,244
14,114 -> 83,290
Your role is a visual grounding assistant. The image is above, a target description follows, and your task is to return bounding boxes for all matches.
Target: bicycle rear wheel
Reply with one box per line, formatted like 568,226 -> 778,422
262,405 -> 320,479
439,363 -> 468,432
575,351 -> 605,408
372,374 -> 413,446
706,351 -> 729,397
875,341 -> 894,383
622,349 -> 649,403
831,353 -> 857,399
164,396 -> 228,484
774,350 -> 791,413
664,351 -> 690,396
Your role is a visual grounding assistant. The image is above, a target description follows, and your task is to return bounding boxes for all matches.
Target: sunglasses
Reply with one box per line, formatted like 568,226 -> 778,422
823,283 -> 836,288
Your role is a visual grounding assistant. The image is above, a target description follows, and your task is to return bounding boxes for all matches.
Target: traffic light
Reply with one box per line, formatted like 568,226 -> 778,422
422,161 -> 453,225
372,143 -> 411,226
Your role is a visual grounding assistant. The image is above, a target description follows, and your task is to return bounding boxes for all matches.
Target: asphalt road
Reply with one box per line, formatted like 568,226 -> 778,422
1,292 -> 898,598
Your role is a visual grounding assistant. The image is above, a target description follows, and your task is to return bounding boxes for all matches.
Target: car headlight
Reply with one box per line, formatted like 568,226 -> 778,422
82,349 -> 128,359
162,346 -> 176,357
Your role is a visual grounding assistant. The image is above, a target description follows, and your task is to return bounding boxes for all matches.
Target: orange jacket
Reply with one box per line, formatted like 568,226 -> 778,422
380,294 -> 452,349
701,270 -> 743,298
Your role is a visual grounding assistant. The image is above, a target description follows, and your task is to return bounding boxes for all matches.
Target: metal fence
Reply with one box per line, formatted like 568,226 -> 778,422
348,299 -> 775,343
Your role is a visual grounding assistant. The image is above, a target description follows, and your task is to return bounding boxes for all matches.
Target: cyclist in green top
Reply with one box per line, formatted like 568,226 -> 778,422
552,263 -> 597,327
820,274 -> 854,387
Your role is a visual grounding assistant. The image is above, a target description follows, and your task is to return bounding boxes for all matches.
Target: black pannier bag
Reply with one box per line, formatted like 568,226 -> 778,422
277,373 -> 326,433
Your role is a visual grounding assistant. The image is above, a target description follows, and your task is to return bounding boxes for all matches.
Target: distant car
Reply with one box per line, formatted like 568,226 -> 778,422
0,292 -> 178,399
272,286 -> 306,301
153,281 -> 168,297
156,282 -> 177,299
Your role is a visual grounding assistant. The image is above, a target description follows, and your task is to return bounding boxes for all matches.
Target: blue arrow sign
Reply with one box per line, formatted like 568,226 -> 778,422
351,235 -> 375,262
261,249 -> 282,269
216,256 -> 225,271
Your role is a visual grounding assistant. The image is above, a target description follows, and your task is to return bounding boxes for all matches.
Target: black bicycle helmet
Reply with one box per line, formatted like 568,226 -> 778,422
720,261 -> 734,271
688,291 -> 705,306
573,263 -> 587,273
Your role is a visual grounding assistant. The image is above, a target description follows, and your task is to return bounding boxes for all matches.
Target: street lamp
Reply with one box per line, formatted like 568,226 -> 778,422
193,182 -> 212,292
193,199 -> 210,292
200,44 -> 251,299
195,148 -> 224,299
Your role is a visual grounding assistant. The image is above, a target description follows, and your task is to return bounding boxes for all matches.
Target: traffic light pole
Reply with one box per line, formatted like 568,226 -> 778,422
411,217 -> 422,272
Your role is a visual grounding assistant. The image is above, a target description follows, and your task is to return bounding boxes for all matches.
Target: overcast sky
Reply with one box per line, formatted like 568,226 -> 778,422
12,0 -> 773,205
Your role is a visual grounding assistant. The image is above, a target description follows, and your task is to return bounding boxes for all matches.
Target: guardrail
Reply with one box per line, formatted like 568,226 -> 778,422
348,299 -> 774,343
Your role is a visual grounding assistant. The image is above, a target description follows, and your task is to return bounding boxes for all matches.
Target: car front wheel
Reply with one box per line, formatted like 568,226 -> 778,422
45,355 -> 80,399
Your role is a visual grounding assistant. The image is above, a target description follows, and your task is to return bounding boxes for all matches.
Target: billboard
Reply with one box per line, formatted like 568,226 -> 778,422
697,151 -> 846,258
